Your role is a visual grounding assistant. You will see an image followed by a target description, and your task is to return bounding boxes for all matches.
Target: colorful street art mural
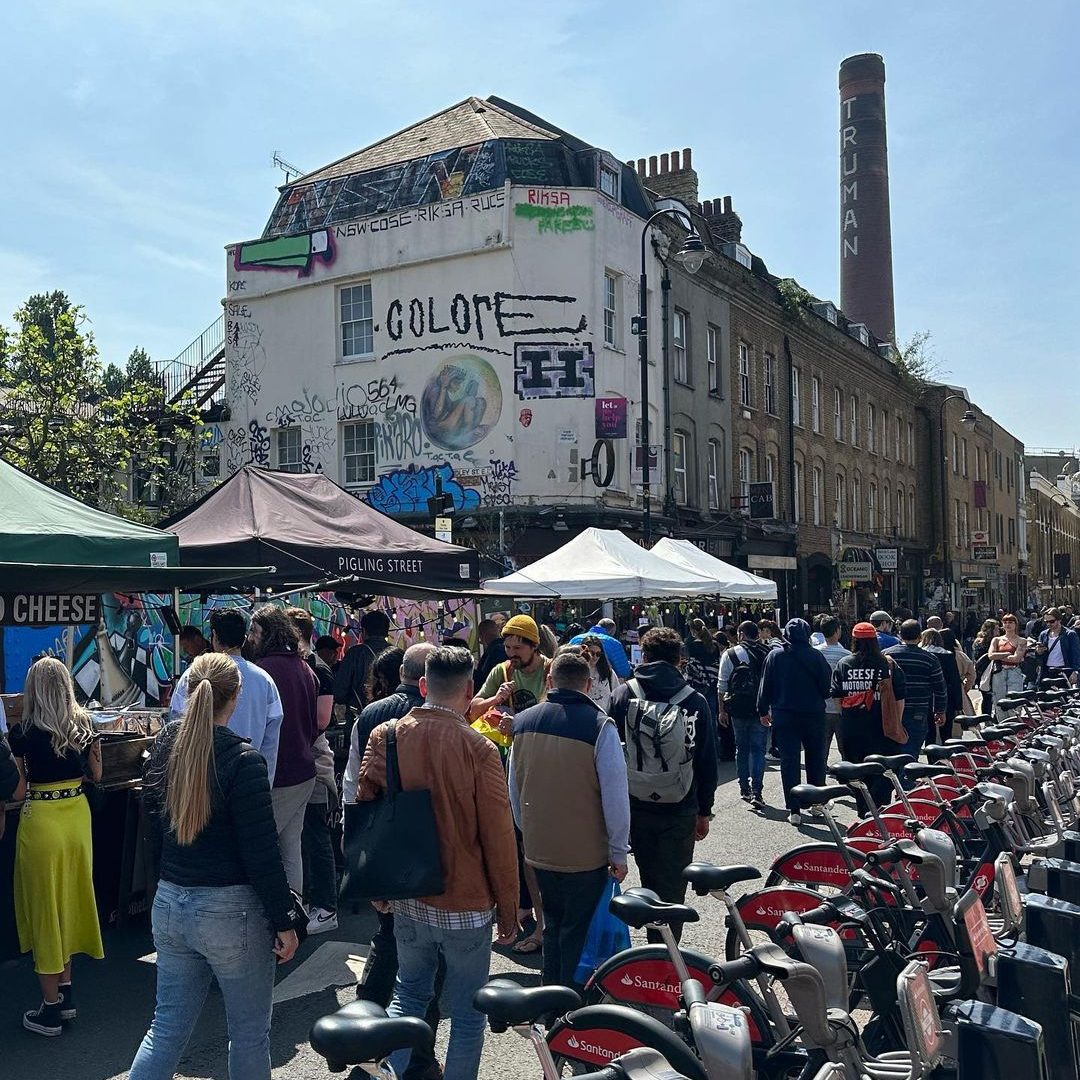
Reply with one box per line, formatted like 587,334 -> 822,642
0,594 -> 479,703
233,230 -> 335,276
420,356 -> 502,451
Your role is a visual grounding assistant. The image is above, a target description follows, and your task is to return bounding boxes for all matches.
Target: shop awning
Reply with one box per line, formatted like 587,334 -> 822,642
651,538 -> 778,600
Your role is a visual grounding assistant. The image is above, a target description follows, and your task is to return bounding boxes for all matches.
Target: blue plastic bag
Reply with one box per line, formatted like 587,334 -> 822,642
574,879 -> 631,985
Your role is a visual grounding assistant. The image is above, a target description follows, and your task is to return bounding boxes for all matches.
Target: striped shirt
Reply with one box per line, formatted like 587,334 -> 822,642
883,643 -> 947,716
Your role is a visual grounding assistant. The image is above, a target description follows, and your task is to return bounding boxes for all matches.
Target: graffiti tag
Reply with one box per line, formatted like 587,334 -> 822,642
513,343 -> 595,399
364,463 -> 480,515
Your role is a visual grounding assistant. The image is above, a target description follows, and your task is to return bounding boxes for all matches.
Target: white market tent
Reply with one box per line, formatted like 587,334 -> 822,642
480,527 -> 720,599
651,537 -> 779,601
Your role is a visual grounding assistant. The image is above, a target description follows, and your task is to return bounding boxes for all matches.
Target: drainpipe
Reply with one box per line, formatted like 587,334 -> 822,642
661,266 -> 673,517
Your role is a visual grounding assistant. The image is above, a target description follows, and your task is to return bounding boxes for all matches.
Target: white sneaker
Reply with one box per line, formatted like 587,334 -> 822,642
788,811 -> 802,826
307,907 -> 338,935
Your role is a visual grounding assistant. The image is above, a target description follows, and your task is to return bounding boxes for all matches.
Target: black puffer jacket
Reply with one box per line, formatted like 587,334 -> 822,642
143,722 -> 293,931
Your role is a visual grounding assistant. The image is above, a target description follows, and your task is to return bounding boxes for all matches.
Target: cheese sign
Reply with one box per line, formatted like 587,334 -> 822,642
0,594 -> 101,626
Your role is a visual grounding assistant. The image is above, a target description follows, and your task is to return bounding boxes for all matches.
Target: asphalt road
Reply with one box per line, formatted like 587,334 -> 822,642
5,755 -> 859,1080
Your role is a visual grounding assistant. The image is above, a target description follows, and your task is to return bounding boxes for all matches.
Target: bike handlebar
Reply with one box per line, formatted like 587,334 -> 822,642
708,952 -> 764,985
573,1067 -> 622,1080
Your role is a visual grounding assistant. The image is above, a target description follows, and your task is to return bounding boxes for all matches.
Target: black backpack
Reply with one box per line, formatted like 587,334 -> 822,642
723,643 -> 768,717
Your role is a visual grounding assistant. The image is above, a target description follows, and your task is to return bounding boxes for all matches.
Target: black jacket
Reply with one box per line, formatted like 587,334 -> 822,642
332,636 -> 391,710
354,683 -> 425,763
0,734 -> 19,803
609,661 -> 717,817
756,619 -> 832,717
143,723 -> 293,932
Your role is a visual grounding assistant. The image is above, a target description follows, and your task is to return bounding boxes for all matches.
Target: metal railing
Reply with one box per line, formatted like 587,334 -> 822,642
154,315 -> 226,404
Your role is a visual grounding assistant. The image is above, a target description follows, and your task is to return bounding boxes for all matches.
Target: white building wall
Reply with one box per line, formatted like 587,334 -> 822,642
222,181 -> 664,517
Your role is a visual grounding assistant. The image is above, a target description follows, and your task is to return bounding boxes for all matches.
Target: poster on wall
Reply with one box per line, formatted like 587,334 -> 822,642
595,397 -> 628,439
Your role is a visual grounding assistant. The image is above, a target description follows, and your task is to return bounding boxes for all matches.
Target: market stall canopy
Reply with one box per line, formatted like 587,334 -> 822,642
0,458 -> 272,594
651,538 -> 778,601
0,457 -> 180,568
480,527 -> 719,598
162,466 -> 480,594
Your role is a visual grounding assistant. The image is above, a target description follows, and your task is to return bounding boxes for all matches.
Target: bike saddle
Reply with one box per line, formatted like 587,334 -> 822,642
310,1001 -> 434,1070
828,761 -> 885,783
903,762 -> 955,780
998,697 -> 1029,711
788,783 -> 853,809
946,737 -> 986,748
682,861 -> 760,894
979,726 -> 1014,740
925,744 -> 970,763
958,714 -> 984,730
610,888 -> 700,930
1016,748 -> 1052,764
865,753 -> 915,771
473,979 -> 579,1030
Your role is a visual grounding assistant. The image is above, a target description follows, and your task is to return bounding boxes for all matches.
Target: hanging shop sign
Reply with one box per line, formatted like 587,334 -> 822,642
0,594 -> 101,627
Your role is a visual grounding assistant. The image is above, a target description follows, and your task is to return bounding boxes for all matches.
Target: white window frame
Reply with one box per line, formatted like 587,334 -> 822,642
850,395 -> 858,446
599,161 -> 620,200
867,403 -> 875,453
765,452 -> 777,484
812,465 -> 823,525
603,271 -> 619,348
881,409 -> 889,459
341,419 -> 377,486
897,487 -> 905,536
707,439 -> 721,509
794,460 -> 804,522
909,490 -> 915,536
834,388 -> 843,440
868,481 -> 877,532
672,431 -> 688,505
791,366 -> 802,427
673,308 -> 689,384
952,433 -> 959,474
895,415 -> 902,462
907,421 -> 914,465
738,448 -> 752,511
738,343 -> 752,406
764,354 -> 777,415
275,426 -> 302,473
340,282 -> 375,360
835,472 -> 846,528
811,376 -> 821,433
883,480 -> 891,531
852,473 -> 862,530
707,325 -> 721,395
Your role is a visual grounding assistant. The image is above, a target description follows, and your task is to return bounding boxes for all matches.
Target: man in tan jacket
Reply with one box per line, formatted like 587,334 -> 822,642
358,646 -> 518,1080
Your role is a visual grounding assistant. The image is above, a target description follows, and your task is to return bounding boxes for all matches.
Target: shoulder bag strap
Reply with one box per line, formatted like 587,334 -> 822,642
385,720 -> 400,798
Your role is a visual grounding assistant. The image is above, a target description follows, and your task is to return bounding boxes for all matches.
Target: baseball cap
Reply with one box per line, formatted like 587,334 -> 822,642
868,610 -> 892,627
852,622 -> 878,640
501,614 -> 540,645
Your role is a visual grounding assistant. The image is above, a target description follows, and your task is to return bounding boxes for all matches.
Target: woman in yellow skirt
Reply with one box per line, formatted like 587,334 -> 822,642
9,657 -> 104,1036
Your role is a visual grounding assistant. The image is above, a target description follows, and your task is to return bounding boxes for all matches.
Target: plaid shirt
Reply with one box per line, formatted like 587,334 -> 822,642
394,897 -> 494,931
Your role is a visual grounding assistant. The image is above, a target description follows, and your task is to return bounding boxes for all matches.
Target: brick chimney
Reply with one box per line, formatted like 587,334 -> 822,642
701,195 -> 742,244
628,147 -> 699,207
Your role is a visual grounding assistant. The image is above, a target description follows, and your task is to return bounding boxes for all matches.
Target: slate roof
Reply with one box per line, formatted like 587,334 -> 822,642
298,97 -> 558,183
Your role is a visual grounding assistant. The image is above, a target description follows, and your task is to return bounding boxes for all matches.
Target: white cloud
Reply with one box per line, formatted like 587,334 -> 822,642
132,243 -> 220,279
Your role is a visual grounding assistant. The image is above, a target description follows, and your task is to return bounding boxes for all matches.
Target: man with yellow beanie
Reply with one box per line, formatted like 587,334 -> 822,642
471,614 -> 551,718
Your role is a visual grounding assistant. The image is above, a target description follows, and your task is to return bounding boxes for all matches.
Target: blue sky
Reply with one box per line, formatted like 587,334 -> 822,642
4,0 -> 1076,447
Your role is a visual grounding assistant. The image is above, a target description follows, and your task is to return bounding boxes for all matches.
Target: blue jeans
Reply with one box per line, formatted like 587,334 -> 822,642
129,881 -> 276,1080
388,912 -> 493,1080
732,715 -> 768,795
901,707 -> 928,765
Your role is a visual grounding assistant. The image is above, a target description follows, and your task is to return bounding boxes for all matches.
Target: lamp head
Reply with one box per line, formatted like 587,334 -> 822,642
960,409 -> 977,429
671,232 -> 709,275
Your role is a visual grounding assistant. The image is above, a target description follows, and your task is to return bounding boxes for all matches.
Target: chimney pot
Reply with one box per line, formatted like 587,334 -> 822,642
637,158 -> 646,175
702,199 -> 712,216
660,153 -> 670,173
671,150 -> 681,171
683,147 -> 692,169
723,195 -> 733,213
648,155 -> 658,176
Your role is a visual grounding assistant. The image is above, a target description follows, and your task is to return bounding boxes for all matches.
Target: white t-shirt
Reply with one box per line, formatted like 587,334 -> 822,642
171,654 -> 284,784
815,641 -> 849,714
0,696 -> 7,733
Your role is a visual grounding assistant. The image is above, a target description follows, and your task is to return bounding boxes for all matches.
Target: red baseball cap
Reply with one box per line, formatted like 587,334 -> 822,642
852,622 -> 878,640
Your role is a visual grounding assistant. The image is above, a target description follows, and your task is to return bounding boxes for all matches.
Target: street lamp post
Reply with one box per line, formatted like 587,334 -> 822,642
633,208 -> 708,546
935,394 -> 977,615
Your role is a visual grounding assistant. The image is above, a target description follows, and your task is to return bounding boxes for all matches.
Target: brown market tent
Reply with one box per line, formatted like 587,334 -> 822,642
161,466 -> 480,596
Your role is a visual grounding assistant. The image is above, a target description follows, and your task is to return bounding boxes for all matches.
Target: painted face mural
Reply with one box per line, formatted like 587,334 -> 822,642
519,408 -> 533,428
421,354 -> 502,451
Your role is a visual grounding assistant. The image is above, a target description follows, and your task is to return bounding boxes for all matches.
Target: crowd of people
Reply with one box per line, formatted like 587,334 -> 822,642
3,597 -> 1079,1080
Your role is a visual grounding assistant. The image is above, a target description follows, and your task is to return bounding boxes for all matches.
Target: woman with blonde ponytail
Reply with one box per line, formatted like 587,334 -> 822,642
10,657 -> 104,1036
130,652 -> 298,1080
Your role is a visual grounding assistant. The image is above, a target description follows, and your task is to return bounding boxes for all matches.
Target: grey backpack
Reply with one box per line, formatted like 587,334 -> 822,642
623,678 -> 697,803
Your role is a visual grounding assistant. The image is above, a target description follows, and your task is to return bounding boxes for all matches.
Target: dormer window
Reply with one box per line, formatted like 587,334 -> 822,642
598,154 -> 620,200
811,301 -> 838,325
848,322 -> 870,346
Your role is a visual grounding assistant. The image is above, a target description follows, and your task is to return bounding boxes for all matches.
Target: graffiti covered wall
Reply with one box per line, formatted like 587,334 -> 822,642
223,180 -> 662,521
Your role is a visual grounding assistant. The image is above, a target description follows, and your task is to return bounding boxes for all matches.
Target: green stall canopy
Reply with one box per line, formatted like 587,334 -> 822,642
0,457 -> 178,569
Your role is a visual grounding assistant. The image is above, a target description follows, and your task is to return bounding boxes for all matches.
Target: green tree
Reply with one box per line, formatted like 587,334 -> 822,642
896,330 -> 946,388
0,292 -> 203,522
